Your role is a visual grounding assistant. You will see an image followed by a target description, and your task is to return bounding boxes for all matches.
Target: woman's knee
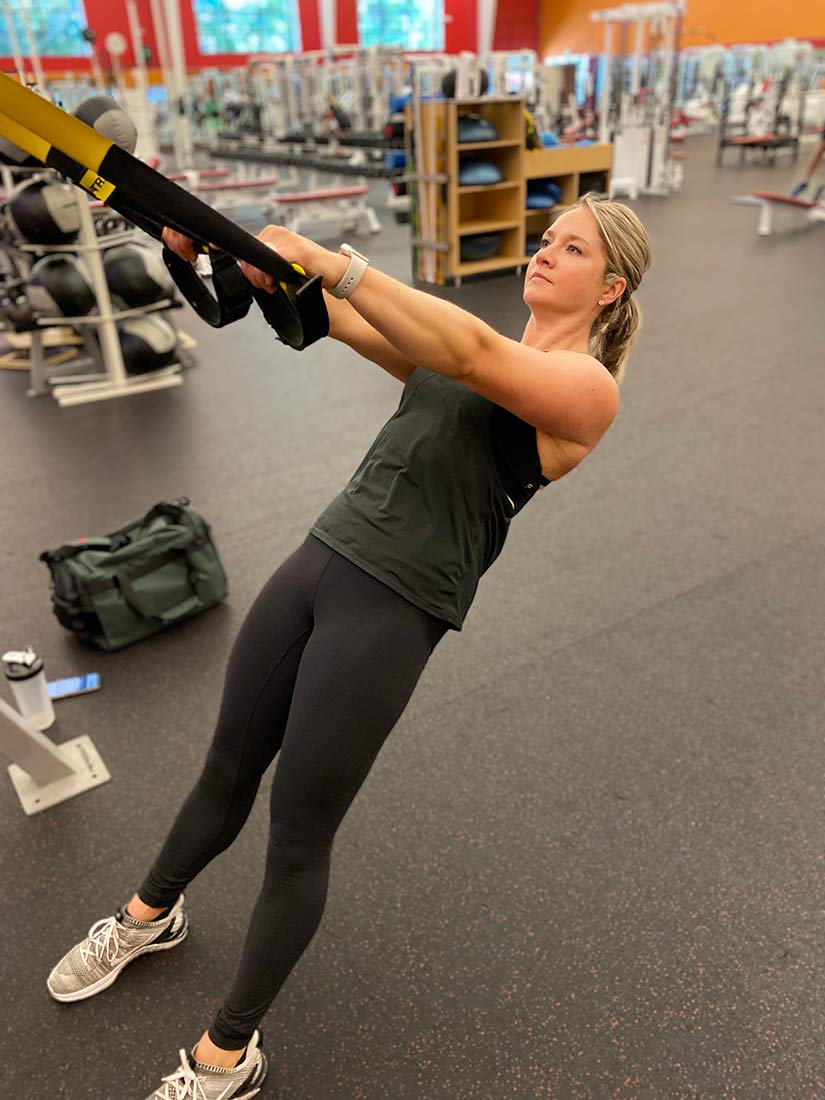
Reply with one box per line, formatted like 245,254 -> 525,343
267,812 -> 336,869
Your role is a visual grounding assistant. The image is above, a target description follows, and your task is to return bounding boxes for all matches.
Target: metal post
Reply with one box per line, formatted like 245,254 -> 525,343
18,0 -> 45,89
1,1 -> 25,83
125,0 -> 160,161
599,20 -> 613,144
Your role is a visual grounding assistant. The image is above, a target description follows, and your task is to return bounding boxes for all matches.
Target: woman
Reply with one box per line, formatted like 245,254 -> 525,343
47,194 -> 651,1099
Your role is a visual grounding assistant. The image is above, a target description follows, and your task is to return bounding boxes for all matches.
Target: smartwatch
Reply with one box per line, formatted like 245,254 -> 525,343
328,243 -> 370,299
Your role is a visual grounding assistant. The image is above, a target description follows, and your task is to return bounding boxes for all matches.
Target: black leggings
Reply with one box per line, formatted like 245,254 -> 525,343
138,535 -> 448,1049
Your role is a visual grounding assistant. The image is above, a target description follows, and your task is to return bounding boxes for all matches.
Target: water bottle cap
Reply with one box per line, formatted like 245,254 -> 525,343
3,646 -> 43,680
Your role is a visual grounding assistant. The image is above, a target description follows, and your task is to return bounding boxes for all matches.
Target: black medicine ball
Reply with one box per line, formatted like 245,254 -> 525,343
8,179 -> 81,245
118,316 -> 177,375
460,232 -> 502,262
28,255 -> 96,317
441,68 -> 490,99
104,245 -> 175,308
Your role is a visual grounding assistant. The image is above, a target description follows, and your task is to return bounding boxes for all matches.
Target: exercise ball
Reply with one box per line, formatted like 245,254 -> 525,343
7,178 -> 80,245
526,180 -> 563,208
28,255 -> 96,318
104,245 -> 175,308
460,232 -> 501,262
119,315 -> 177,375
74,96 -> 138,154
441,69 -> 490,99
457,114 -> 499,143
0,85 -> 51,166
458,160 -> 503,186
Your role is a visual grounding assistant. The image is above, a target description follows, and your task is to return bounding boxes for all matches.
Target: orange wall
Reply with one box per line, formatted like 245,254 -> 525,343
540,0 -> 825,56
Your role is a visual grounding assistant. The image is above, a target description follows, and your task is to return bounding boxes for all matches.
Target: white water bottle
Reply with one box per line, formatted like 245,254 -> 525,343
2,646 -> 55,731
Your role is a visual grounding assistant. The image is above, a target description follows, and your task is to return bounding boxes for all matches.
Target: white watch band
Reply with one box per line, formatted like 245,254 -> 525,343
329,245 -> 369,299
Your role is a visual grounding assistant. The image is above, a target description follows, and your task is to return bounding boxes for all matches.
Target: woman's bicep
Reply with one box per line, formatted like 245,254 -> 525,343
463,336 -> 619,448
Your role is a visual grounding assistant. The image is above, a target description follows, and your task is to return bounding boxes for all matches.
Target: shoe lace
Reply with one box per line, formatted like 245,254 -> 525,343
79,916 -> 123,967
154,1051 -> 209,1100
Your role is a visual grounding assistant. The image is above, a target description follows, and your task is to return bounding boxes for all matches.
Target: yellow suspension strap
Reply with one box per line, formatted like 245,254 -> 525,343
0,75 -> 328,349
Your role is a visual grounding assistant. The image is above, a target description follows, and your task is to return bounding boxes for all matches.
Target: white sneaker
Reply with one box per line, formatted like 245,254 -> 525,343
47,894 -> 188,1003
145,1029 -> 268,1099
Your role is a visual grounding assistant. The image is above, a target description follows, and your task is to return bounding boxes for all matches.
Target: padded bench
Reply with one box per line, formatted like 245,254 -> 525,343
729,190 -> 825,235
268,185 -> 380,235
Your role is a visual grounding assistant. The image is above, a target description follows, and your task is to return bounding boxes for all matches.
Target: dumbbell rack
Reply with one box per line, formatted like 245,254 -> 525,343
10,178 -> 187,407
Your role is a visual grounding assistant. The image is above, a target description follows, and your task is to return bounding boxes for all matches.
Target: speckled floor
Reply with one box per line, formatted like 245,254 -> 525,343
1,134 -> 823,1099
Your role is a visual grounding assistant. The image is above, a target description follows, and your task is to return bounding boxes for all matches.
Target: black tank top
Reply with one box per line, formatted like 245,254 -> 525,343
310,368 -> 550,630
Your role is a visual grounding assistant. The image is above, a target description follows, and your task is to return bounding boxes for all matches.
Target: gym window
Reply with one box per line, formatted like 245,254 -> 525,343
192,0 -> 302,54
358,0 -> 445,51
0,0 -> 89,57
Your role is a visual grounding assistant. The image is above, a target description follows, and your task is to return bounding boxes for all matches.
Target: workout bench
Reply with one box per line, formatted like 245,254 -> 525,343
718,132 -> 800,166
267,185 -> 380,236
729,190 -> 825,235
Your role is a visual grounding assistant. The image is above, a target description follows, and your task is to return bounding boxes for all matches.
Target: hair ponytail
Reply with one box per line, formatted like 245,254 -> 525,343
574,194 -> 651,384
589,295 -> 642,384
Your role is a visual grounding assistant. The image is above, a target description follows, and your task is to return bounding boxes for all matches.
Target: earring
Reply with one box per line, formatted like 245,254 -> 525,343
598,298 -> 605,305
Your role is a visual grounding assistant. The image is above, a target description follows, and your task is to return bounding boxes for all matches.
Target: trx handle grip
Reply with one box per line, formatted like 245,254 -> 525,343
162,249 -> 253,328
0,75 -> 330,350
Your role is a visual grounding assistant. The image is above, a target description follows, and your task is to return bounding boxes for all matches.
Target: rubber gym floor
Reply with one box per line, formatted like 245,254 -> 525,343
1,135 -> 822,1099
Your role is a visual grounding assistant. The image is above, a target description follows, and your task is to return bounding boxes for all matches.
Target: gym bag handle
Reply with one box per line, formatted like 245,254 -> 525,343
0,75 -> 329,350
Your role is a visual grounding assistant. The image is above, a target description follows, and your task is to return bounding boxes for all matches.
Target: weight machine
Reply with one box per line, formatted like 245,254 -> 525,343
591,0 -> 685,198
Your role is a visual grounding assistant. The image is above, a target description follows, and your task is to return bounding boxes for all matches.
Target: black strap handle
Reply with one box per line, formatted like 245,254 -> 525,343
162,248 -> 252,328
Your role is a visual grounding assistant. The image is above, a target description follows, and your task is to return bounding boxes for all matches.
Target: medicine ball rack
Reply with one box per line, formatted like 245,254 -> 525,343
2,172 -> 191,407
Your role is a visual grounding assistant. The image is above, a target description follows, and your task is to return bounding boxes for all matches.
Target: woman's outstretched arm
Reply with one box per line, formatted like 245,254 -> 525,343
242,227 -> 618,451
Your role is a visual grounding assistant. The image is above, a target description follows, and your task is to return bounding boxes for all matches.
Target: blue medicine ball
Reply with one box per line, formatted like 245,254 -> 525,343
526,180 -> 563,208
526,193 -> 556,209
458,160 -> 503,186
457,114 -> 499,143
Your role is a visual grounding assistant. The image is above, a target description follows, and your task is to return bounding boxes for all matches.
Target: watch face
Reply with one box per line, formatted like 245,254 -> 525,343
342,244 -> 368,262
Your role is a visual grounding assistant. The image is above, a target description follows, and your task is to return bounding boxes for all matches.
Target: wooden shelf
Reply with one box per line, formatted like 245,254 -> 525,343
455,255 -> 525,275
522,144 -> 613,178
458,218 -> 521,236
457,181 -> 522,195
407,98 -> 611,285
457,139 -> 523,151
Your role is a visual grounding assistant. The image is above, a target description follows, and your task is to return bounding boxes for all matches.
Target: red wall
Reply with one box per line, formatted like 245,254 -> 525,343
445,0 -> 476,55
493,0 -> 539,52
1,0 -> 536,73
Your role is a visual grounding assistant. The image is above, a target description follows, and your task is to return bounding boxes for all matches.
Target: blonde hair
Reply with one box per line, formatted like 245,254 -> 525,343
566,193 -> 652,384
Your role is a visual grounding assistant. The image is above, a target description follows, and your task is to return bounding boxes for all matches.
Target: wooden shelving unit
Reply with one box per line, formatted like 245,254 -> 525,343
522,144 -> 613,262
408,98 -> 613,285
